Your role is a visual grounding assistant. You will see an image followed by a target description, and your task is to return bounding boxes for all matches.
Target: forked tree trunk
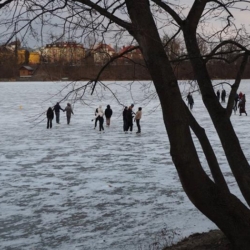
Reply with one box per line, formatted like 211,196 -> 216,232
125,0 -> 250,248
182,26 -> 250,207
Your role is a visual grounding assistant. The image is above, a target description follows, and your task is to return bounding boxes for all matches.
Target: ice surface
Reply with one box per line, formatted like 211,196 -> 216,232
0,80 -> 249,249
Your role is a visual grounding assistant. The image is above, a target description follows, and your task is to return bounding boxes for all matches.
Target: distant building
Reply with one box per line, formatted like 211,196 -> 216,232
29,51 -> 40,64
92,43 -> 116,65
19,65 -> 34,77
118,45 -> 143,64
43,41 -> 85,65
18,49 -> 29,65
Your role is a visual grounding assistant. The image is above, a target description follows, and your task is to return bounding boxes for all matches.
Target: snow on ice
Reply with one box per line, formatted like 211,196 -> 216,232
0,80 -> 249,249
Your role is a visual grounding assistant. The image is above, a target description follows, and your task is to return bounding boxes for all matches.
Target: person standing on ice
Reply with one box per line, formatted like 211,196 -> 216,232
233,92 -> 239,114
92,107 -> 99,129
46,107 -> 54,129
96,105 -> 104,132
126,104 -> 134,133
134,107 -> 142,134
216,89 -> 220,101
104,105 -> 113,126
53,102 -> 64,124
221,89 -> 226,103
123,106 -> 128,132
186,92 -> 194,110
239,91 -> 243,100
238,94 -> 247,116
64,103 -> 74,124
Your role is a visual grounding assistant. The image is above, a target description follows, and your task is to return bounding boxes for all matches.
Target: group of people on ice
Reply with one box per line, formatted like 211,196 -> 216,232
46,102 -> 143,133
92,105 -> 113,132
122,104 -> 142,134
186,89 -> 247,116
46,102 -> 74,129
216,89 -> 227,103
92,103 -> 142,134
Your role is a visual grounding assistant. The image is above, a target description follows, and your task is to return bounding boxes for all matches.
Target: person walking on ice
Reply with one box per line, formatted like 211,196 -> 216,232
221,89 -> 226,103
92,107 -> 99,129
96,105 -> 105,132
46,107 -> 54,129
216,89 -> 220,101
105,105 -> 113,126
64,103 -> 74,124
134,107 -> 142,134
238,94 -> 247,116
186,92 -> 194,110
53,102 -> 64,124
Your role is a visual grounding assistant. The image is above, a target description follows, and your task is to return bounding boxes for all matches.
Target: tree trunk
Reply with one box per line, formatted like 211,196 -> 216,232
182,25 -> 250,207
125,0 -> 250,248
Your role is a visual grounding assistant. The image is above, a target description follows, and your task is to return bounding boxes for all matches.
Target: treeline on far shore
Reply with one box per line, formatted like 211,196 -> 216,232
1,60 -> 250,81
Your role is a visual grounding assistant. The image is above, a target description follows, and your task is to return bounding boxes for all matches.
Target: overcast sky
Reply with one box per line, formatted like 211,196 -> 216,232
1,0 -> 249,49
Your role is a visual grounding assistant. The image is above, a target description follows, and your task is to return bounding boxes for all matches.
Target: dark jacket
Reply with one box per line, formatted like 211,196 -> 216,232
105,105 -> 113,118
123,108 -> 128,121
54,103 -> 64,113
47,107 -> 54,119
126,108 -> 133,121
187,94 -> 194,104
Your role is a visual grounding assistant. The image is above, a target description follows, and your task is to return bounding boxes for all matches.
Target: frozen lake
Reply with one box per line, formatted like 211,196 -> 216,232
0,80 -> 249,249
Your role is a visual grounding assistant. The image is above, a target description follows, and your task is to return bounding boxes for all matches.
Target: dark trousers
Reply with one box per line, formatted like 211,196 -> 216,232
99,117 -> 104,131
47,118 -> 52,129
233,101 -> 238,113
126,120 -> 133,132
95,117 -> 99,128
123,119 -> 127,132
67,115 -> 71,124
136,119 -> 141,133
189,102 -> 194,110
55,112 -> 60,123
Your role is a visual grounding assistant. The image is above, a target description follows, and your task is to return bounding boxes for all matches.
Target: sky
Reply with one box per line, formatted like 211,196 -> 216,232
0,79 -> 249,249
0,0 -> 249,49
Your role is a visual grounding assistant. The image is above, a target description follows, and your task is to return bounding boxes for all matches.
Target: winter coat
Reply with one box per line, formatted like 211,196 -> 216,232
126,108 -> 133,121
54,103 -> 64,113
221,89 -> 226,98
47,108 -> 54,119
97,107 -> 104,117
238,95 -> 246,113
123,108 -> 128,121
187,94 -> 194,104
105,105 -> 113,118
65,104 -> 74,116
135,110 -> 142,120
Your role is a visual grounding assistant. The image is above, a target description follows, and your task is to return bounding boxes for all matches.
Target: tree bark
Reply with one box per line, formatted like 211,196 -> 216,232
125,0 -> 250,248
182,24 -> 250,207
184,102 -> 229,192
